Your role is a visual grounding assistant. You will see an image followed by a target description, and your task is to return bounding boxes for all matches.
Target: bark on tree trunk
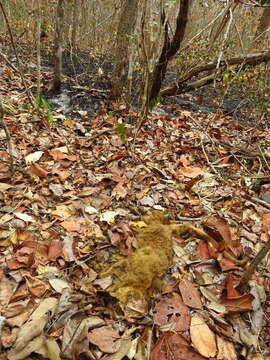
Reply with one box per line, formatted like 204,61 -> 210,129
149,0 -> 190,103
51,0 -> 64,93
71,0 -> 79,49
36,0 -> 41,97
254,7 -> 270,42
110,0 -> 139,100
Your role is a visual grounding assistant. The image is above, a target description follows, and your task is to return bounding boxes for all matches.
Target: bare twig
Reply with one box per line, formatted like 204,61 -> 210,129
0,1 -> 34,106
0,50 -> 19,73
237,236 -> 270,293
161,49 -> 270,96
200,136 -> 220,177
0,101 -> 14,172
258,145 -> 270,174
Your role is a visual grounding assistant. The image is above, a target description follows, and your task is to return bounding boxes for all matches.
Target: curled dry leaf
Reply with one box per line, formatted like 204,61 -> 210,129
0,275 -> 16,306
29,164 -> 49,178
220,293 -> 254,312
190,315 -> 216,358
10,298 -> 57,353
46,339 -> 61,360
8,335 -> 46,360
202,215 -> 232,250
48,278 -> 70,293
216,335 -> 237,360
226,272 -> 241,299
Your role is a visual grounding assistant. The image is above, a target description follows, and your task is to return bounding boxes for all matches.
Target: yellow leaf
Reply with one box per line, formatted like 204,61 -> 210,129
190,315 -> 216,357
46,339 -> 61,360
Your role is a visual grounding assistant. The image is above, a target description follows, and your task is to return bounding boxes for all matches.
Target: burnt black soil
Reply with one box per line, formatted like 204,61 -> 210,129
41,49 -> 248,123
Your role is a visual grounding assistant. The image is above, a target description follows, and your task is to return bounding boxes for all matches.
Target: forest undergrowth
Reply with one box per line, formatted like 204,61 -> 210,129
0,50 -> 270,360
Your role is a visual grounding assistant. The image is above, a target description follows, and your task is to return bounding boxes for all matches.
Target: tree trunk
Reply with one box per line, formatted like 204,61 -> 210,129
110,0 -> 139,100
254,7 -> 270,42
71,0 -> 79,49
149,0 -> 190,103
51,0 -> 64,93
36,0 -> 41,97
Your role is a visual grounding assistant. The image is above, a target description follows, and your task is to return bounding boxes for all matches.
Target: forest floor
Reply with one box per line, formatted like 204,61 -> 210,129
0,48 -> 270,360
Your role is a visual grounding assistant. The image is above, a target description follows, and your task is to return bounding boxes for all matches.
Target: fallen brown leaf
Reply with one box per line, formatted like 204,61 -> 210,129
190,315 -> 217,358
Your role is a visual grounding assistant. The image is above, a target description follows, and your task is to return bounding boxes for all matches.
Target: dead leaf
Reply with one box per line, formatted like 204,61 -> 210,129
0,213 -> 13,226
178,166 -> 204,178
202,215 -> 232,250
190,315 -> 216,358
25,151 -> 44,164
24,275 -> 49,297
220,293 -> 254,312
45,339 -> 61,360
29,164 -> 49,178
14,212 -> 35,223
129,221 -> 147,228
100,209 -> 128,224
54,168 -> 71,181
85,219 -> 105,241
112,183 -> 127,200
51,204 -> 74,220
153,293 -> 190,331
0,182 -> 13,191
151,332 -> 206,360
84,205 -> 98,215
62,234 -> 75,261
102,338 -> 133,360
60,220 -> 84,233
62,315 -> 105,357
0,275 -> 16,306
49,278 -> 70,293
10,297 -> 57,352
216,335 -> 237,360
49,183 -> 64,197
122,296 -> 148,318
8,335 -> 46,360
179,279 -> 203,309
262,213 -> 270,231
88,325 -> 121,354
226,272 -> 241,299
47,240 -> 63,261
49,149 -> 77,161
1,327 -> 17,348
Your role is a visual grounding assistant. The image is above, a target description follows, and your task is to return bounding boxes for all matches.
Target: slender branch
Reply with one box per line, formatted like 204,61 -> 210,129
0,1 -> 34,106
0,50 -> 19,73
0,101 -> 14,172
160,49 -> 270,96
237,236 -> 270,293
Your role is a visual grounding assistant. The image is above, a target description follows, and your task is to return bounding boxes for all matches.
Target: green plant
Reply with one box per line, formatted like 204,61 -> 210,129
34,95 -> 53,122
149,95 -> 162,110
115,122 -> 126,142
